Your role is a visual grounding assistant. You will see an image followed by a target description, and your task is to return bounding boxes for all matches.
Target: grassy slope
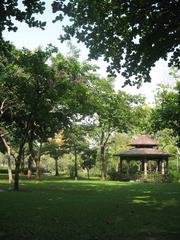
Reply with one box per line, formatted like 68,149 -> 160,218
0,176 -> 180,240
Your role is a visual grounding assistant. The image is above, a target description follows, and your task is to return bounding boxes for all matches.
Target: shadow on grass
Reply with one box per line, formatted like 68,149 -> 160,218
0,174 -> 180,240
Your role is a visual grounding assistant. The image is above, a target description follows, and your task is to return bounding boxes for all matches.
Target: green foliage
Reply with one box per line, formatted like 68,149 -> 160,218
0,43 -> 100,188
152,83 -> 180,146
41,154 -> 57,173
142,172 -> 178,183
54,0 -> 180,85
81,147 -> 97,171
0,0 -> 46,36
43,142 -> 63,159
89,78 -> 137,138
155,129 -> 178,153
109,170 -> 178,183
58,153 -> 74,174
131,104 -> 152,134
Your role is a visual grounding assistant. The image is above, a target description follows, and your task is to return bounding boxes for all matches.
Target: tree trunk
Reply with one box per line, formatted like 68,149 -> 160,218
55,158 -> 59,176
14,115 -> 33,190
20,149 -> 25,174
14,145 -> 24,191
35,141 -> 42,182
7,155 -> 13,184
74,146 -> 78,180
0,135 -> 13,183
176,148 -> 179,173
100,145 -> 106,180
35,158 -> 40,181
14,160 -> 20,191
27,141 -> 34,179
27,155 -> 33,179
87,168 -> 90,180
27,134 -> 34,179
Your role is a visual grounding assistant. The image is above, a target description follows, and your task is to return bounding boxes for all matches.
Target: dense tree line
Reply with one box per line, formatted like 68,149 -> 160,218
0,1 -> 179,189
0,42 -> 141,189
0,42 -> 179,189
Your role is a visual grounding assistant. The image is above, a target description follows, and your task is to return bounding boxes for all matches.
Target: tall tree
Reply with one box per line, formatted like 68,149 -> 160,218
0,44 -> 98,189
44,130 -> 65,176
88,78 -> 136,179
0,45 -> 68,189
63,123 -> 88,180
53,0 -> 180,85
0,128 -> 13,183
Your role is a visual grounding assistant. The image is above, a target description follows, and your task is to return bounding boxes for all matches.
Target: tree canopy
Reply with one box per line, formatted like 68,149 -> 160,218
53,0 -> 180,85
2,1 -> 180,86
0,0 -> 46,36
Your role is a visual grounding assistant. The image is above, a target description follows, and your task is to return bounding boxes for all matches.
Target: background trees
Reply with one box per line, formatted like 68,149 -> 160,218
81,147 -> 97,179
1,0 -> 180,186
151,82 -> 180,146
0,40 -> 179,188
0,43 -> 102,188
85,78 -> 141,179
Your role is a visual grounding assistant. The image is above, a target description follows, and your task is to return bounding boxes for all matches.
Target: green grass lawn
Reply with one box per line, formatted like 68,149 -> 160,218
0,175 -> 180,240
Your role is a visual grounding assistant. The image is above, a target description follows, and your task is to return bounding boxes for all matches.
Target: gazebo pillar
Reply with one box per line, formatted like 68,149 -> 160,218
157,160 -> 161,173
126,160 -> 130,175
162,160 -> 165,175
166,159 -> 169,173
141,160 -> 144,171
144,159 -> 147,177
148,161 -> 152,172
118,157 -> 123,173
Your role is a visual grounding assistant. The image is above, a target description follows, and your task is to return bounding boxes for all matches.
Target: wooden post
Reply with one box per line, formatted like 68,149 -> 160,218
141,160 -> 144,172
157,160 -> 161,172
118,158 -> 122,173
148,161 -> 152,172
126,160 -> 130,175
166,159 -> 169,173
162,161 -> 165,175
144,160 -> 147,177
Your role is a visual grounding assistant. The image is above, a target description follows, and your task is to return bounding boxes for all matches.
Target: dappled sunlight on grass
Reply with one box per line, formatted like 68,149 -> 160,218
132,195 -> 153,204
0,175 -> 180,240
161,199 -> 178,207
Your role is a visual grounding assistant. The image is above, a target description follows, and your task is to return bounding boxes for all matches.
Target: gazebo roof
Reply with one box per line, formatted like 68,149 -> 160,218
114,148 -> 170,160
130,135 -> 158,147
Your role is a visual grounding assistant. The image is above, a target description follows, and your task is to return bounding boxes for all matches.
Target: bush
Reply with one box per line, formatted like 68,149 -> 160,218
108,169 -> 141,181
108,169 -> 179,183
0,168 -> 15,174
22,167 -> 49,175
138,172 -> 179,183
141,173 -> 172,183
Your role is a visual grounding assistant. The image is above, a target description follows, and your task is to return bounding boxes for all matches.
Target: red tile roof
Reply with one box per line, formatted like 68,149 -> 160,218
130,135 -> 158,146
114,148 -> 170,160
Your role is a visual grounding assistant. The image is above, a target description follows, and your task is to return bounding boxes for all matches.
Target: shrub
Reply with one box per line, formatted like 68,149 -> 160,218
108,169 -> 141,181
108,169 -> 179,183
140,172 -> 178,183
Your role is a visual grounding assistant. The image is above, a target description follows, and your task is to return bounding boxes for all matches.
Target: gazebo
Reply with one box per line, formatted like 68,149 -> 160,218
114,135 -> 170,177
